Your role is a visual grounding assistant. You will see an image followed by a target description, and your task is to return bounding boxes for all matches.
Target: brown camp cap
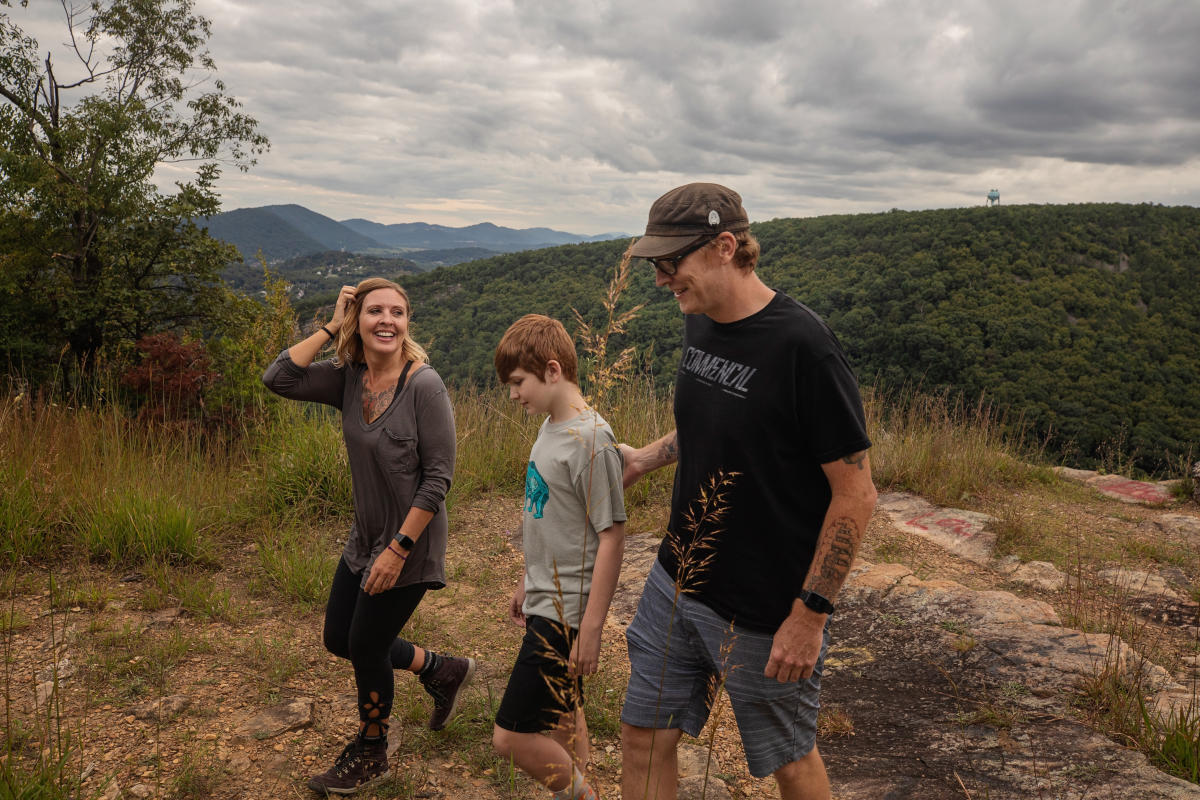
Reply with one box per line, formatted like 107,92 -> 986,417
630,183 -> 750,259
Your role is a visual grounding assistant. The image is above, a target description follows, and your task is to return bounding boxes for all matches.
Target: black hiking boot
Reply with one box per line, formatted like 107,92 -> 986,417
306,736 -> 389,795
419,654 -> 475,730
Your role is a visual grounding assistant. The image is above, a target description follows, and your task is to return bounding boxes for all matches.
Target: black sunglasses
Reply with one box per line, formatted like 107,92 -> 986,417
645,237 -> 715,276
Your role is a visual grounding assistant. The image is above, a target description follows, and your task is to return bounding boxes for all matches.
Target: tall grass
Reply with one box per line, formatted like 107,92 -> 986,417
74,491 -> 204,566
450,386 -> 540,502
865,385 -> 1050,504
2,581 -> 89,800
0,393 -> 245,566
252,522 -> 339,610
249,403 -> 353,522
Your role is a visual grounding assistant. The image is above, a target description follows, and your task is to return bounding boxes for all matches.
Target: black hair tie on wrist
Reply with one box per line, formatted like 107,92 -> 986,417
321,325 -> 335,340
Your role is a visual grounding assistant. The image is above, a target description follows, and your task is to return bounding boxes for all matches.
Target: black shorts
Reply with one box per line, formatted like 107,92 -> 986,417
494,615 -> 584,733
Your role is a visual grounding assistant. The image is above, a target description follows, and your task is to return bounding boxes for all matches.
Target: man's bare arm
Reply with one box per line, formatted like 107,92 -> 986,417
765,449 -> 877,683
617,430 -> 678,488
805,450 -> 878,599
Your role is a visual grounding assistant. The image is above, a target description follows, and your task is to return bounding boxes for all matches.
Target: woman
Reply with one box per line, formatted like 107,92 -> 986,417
263,277 -> 474,795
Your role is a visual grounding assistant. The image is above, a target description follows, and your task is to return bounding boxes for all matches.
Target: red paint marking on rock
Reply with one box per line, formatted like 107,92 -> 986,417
1089,476 -> 1172,505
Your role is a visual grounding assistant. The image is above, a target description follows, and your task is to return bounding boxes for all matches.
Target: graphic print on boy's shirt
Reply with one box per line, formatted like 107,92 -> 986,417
525,461 -> 549,519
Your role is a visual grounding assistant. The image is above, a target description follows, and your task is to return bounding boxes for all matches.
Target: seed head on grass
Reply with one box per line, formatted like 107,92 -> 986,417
573,243 -> 646,411
671,470 -> 740,596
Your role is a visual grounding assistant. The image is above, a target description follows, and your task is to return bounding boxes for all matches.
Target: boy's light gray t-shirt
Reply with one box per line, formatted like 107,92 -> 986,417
522,408 -> 626,628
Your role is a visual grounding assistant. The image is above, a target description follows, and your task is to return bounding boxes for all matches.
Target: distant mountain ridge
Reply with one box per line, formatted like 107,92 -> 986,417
340,218 -> 628,251
201,204 -> 628,264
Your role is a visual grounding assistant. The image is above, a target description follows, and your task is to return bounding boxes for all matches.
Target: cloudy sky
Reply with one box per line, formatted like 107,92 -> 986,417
11,0 -> 1200,234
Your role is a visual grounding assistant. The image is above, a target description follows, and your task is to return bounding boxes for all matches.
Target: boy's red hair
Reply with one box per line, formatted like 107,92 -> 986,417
494,314 -> 578,384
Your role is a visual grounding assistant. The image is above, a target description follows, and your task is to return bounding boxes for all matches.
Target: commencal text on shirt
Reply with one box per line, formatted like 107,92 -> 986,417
680,346 -> 758,397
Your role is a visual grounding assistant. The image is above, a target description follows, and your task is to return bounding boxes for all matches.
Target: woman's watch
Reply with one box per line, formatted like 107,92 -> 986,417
394,534 -> 416,551
799,589 -> 835,616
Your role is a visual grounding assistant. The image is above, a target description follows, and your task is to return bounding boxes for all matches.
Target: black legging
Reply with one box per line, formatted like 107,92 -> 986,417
323,557 -> 427,733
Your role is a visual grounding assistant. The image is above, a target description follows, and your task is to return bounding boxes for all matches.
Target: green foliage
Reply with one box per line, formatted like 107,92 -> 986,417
0,0 -> 268,378
168,745 -> 225,800
449,386 -> 539,503
252,405 -> 353,522
0,388 -> 251,567
0,397 -> 69,564
144,564 -> 249,623
1141,695 -> 1200,784
866,385 -> 1044,505
204,267 -> 297,417
0,735 -> 83,800
73,490 -> 203,566
400,204 -> 1200,472
253,525 -> 338,610
0,458 -> 55,564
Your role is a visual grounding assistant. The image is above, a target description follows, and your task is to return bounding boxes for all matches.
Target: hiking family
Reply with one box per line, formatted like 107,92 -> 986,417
263,183 -> 878,800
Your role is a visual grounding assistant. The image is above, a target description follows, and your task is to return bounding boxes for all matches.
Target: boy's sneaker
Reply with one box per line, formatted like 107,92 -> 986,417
554,782 -> 599,800
306,737 -> 389,795
419,655 -> 475,730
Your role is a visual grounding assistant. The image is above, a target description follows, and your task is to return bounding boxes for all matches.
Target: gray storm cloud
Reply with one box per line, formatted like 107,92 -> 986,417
7,0 -> 1199,230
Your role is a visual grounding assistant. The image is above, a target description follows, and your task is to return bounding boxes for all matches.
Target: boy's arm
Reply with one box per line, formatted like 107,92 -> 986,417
569,522 -> 625,676
509,577 -> 527,627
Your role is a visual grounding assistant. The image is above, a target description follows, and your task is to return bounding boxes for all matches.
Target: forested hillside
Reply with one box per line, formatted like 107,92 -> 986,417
224,251 -> 424,296
398,203 -> 1200,472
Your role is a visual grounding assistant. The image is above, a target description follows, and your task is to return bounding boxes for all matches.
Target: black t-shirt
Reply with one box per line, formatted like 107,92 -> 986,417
659,291 -> 871,632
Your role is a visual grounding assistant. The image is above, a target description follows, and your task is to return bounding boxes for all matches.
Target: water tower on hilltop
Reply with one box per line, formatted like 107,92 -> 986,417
987,188 -> 1000,206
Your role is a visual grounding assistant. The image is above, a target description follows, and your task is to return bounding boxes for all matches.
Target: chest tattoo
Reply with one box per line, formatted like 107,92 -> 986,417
362,382 -> 397,423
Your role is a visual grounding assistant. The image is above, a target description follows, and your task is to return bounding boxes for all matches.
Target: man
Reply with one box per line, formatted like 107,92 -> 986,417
619,183 -> 877,800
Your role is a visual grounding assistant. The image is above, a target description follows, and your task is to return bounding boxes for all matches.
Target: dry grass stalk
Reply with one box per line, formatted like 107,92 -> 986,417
671,470 -> 740,595
700,622 -> 740,798
636,469 -> 739,798
573,244 -> 646,410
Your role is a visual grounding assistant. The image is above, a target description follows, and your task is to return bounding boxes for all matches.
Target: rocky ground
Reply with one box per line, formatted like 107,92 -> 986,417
2,475 -> 1198,799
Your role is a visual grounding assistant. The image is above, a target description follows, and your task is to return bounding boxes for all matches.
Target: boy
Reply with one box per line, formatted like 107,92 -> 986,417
491,314 -> 627,800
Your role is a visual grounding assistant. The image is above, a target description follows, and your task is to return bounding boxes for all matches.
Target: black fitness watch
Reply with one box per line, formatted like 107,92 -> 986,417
394,533 -> 416,551
799,589 -> 835,616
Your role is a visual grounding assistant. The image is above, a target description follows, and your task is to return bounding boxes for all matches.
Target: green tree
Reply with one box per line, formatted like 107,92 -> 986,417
0,0 -> 268,376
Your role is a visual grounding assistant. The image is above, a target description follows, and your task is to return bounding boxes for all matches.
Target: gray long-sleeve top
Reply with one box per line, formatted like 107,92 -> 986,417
262,350 -> 456,590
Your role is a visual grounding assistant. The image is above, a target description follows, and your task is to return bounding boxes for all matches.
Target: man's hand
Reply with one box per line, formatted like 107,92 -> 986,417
569,628 -> 601,677
764,601 -> 826,683
508,583 -> 527,627
364,548 -> 404,595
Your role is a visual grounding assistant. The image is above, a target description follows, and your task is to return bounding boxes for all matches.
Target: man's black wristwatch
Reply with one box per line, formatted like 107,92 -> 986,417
799,589 -> 835,616
394,534 -> 416,551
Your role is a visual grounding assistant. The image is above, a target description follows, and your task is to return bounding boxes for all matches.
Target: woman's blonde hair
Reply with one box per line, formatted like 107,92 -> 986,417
333,277 -> 429,367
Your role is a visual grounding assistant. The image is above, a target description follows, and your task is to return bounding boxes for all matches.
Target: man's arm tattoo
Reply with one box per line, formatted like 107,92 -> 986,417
656,433 -> 678,465
841,450 -> 867,470
810,516 -> 859,597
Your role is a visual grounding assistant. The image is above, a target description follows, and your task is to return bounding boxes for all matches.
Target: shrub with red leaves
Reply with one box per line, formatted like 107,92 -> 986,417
120,333 -> 218,421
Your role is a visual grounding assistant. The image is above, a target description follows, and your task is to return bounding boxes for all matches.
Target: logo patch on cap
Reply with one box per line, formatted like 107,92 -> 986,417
708,210 -> 720,226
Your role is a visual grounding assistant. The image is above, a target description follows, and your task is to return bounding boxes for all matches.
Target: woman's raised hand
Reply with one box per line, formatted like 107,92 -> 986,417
329,285 -> 357,330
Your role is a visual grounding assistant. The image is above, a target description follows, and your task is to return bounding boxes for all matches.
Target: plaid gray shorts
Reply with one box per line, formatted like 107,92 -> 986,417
621,560 -> 828,778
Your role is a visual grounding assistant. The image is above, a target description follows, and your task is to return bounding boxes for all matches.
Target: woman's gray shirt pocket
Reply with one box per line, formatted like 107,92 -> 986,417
378,427 -> 418,473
